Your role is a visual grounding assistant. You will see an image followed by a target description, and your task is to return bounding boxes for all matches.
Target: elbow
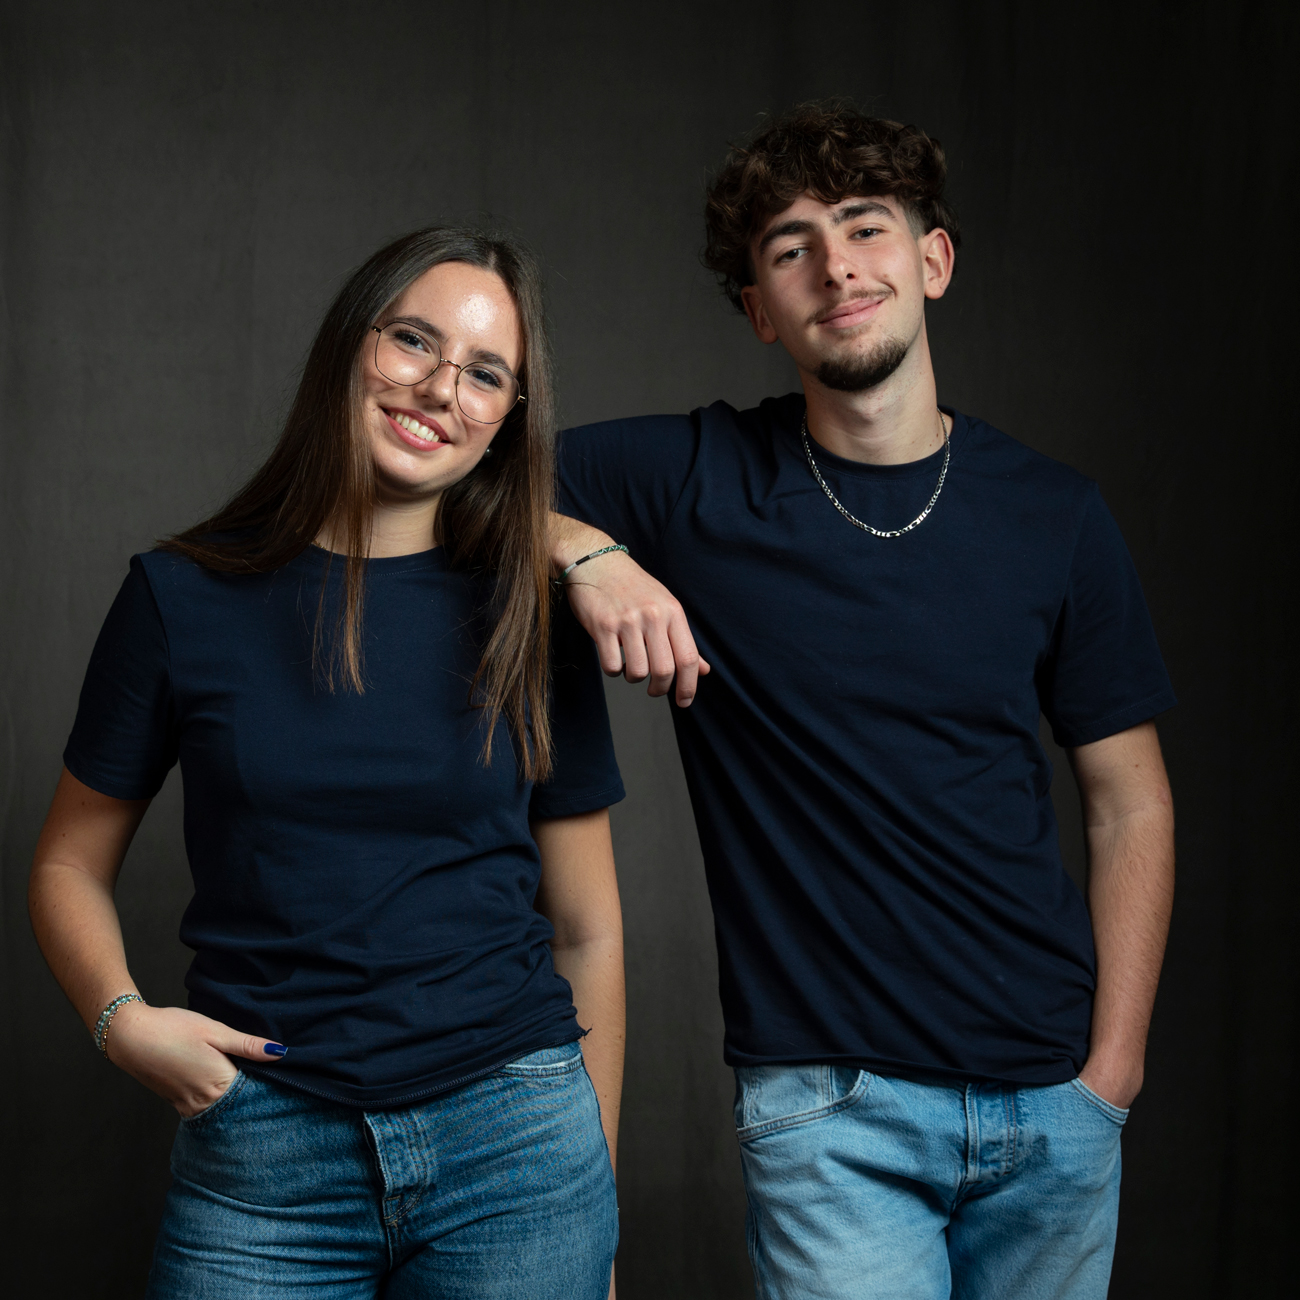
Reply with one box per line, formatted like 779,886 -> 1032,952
547,914 -> 625,955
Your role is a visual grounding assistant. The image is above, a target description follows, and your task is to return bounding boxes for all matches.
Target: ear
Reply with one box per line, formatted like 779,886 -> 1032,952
740,283 -> 779,344
920,227 -> 956,301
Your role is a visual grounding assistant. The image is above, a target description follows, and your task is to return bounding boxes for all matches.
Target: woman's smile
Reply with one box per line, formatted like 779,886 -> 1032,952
381,405 -> 451,448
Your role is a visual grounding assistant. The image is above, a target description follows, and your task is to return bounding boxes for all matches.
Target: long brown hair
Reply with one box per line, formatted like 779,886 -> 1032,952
162,227 -> 557,779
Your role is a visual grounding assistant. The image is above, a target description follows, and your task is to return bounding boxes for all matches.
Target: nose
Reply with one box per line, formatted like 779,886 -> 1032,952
821,244 -> 856,288
411,357 -> 458,408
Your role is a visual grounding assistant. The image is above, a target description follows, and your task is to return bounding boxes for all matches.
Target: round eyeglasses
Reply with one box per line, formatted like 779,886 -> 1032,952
371,322 -> 525,426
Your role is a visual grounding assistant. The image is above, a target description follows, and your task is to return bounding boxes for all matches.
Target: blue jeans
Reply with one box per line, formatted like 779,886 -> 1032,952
735,1065 -> 1126,1300
146,1042 -> 617,1298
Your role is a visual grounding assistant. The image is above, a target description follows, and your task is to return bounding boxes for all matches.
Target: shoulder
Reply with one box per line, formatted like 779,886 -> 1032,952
562,393 -> 803,443
954,411 -> 1100,524
135,547 -> 202,583
134,547 -> 235,598
564,411 -> 696,441
133,544 -> 309,617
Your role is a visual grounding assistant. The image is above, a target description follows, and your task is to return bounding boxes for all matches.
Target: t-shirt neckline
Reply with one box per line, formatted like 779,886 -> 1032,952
781,404 -> 968,480
298,544 -> 447,576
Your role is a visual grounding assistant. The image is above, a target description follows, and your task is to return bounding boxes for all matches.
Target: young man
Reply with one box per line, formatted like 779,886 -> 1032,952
554,103 -> 1175,1299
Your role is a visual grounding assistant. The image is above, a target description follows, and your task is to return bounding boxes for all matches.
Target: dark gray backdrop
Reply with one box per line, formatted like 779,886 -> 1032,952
1,2 -> 1295,1296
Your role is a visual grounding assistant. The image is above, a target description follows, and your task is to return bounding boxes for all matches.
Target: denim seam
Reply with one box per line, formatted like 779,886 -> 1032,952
179,1069 -> 249,1130
495,1054 -> 585,1079
963,1084 -> 979,1190
388,1112 -> 430,1227
369,1111 -> 429,1230
1069,1078 -> 1129,1125
1006,1089 -> 1020,1177
735,1070 -> 872,1142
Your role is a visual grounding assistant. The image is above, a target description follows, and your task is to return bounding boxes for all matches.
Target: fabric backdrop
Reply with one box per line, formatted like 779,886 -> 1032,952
1,2 -> 1294,1295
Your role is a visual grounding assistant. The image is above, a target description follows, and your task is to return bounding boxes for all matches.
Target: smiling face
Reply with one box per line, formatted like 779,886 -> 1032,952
362,260 -> 523,508
740,194 -> 954,394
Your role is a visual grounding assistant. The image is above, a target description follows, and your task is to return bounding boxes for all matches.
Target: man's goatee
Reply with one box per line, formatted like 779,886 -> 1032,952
815,336 -> 909,392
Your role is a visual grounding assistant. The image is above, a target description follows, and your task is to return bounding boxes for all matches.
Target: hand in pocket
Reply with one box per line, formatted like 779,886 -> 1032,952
106,1003 -> 286,1118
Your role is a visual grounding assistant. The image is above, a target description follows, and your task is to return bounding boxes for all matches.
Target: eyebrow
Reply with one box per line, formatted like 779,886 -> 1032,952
756,199 -> 898,255
387,314 -> 519,379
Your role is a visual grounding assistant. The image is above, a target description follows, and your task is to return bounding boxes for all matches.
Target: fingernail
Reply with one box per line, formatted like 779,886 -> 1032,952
263,1043 -> 288,1057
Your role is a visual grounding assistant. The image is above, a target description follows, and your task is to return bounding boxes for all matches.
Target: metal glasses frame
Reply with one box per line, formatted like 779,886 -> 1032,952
370,325 -> 526,426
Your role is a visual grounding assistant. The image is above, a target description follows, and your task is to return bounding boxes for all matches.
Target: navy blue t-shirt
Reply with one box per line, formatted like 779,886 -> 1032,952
559,396 -> 1175,1085
64,546 -> 624,1107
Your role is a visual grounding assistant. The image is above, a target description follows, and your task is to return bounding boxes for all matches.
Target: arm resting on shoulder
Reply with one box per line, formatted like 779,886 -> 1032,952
1069,720 -> 1175,1109
531,807 -> 625,1171
29,767 -> 286,1115
549,512 -> 709,708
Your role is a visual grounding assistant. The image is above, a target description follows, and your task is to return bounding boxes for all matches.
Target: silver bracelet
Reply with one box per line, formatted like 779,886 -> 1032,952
560,543 -> 629,580
93,993 -> 145,1056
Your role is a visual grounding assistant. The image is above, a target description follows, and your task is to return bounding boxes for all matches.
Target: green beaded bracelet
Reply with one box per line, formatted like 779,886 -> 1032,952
93,993 -> 145,1056
560,543 -> 629,580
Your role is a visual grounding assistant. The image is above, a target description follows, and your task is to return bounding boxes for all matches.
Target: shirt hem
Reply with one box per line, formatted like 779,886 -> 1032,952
723,1047 -> 1084,1088
241,1029 -> 586,1110
529,778 -> 626,820
61,748 -> 166,802
1050,686 -> 1178,748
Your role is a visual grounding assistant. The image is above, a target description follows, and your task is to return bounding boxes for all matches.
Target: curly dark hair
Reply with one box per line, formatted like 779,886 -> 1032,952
703,100 -> 961,311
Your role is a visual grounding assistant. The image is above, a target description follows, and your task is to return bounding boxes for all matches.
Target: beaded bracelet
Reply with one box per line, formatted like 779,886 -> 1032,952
560,544 -> 629,580
93,993 -> 145,1056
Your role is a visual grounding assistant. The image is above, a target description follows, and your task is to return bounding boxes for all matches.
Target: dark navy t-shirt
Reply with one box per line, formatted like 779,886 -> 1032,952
559,396 -> 1175,1085
64,546 -> 624,1107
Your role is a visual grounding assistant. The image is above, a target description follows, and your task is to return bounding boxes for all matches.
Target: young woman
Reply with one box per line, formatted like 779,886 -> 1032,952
28,228 -> 625,1298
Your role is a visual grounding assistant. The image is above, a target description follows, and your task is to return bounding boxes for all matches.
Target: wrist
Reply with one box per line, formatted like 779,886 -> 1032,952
92,991 -> 145,1055
550,515 -> 615,572
1079,1049 -> 1144,1108
559,544 -> 629,582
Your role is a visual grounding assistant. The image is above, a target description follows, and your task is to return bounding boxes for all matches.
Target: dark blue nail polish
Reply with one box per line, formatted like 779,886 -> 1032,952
263,1043 -> 288,1057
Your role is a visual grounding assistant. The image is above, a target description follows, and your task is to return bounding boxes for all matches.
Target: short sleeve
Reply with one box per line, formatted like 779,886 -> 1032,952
63,555 -> 178,799
1039,487 -> 1177,747
556,413 -> 701,561
528,599 -> 625,819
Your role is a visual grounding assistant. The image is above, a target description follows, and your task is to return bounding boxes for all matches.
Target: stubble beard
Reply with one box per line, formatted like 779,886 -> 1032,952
814,333 -> 910,393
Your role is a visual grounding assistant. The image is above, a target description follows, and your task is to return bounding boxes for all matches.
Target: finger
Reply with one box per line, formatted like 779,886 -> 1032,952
213,1027 -> 288,1063
620,628 -> 651,684
666,613 -> 703,707
593,627 -> 626,678
644,625 -> 678,699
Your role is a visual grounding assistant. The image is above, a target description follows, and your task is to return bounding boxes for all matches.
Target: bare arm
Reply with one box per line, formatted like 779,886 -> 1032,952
29,768 -> 286,1115
531,807 -> 625,1171
550,512 -> 710,708
1069,721 -> 1175,1109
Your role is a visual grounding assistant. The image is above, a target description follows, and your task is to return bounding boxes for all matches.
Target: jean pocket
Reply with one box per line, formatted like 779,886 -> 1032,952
1069,1077 -> 1130,1125
180,1070 -> 249,1130
495,1041 -> 585,1079
734,1064 -> 870,1142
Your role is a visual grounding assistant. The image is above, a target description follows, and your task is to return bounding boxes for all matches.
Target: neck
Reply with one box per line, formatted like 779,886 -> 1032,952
317,492 -> 441,559
800,324 -> 944,465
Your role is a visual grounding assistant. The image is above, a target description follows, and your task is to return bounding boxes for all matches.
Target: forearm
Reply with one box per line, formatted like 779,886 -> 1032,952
1082,801 -> 1175,1102
549,511 -> 616,571
552,935 -> 626,1169
29,860 -> 137,1030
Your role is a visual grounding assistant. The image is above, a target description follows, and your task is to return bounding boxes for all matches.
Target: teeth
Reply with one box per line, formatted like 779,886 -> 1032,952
392,412 -> 438,442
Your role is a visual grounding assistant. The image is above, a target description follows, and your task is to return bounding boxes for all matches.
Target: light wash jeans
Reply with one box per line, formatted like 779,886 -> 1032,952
735,1064 -> 1126,1300
146,1042 -> 617,1298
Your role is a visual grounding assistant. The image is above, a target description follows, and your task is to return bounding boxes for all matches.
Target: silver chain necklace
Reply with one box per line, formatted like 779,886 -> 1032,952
800,409 -> 950,539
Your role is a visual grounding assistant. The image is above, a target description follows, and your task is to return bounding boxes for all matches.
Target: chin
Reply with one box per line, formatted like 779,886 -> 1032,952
814,335 -> 911,393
